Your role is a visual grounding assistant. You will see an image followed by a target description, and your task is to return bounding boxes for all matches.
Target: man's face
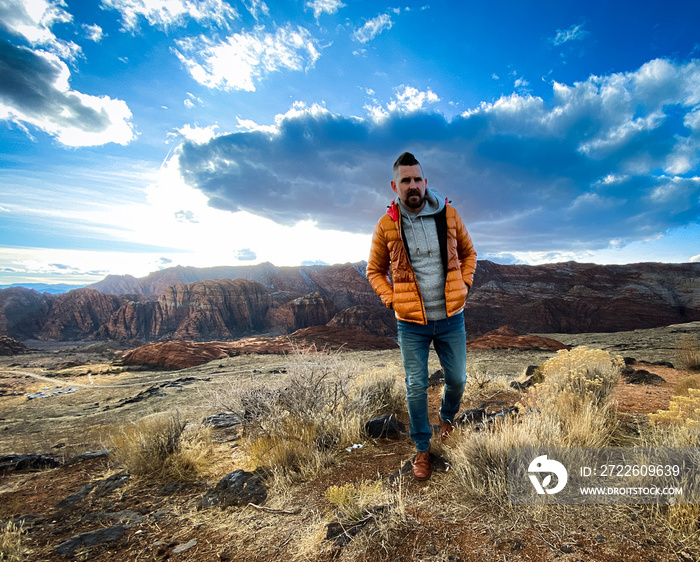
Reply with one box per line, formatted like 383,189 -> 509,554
391,164 -> 427,212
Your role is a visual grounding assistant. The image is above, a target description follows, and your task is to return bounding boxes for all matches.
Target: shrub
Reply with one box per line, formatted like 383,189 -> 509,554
325,481 -> 385,521
239,348 -> 404,480
674,374 -> 700,398
348,364 -> 406,417
535,346 -> 623,406
649,388 -> 700,428
448,347 -> 622,503
0,522 -> 24,562
676,334 -> 700,371
108,412 -> 212,481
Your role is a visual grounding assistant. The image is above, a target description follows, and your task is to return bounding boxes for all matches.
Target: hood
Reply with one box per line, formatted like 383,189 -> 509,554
387,187 -> 447,221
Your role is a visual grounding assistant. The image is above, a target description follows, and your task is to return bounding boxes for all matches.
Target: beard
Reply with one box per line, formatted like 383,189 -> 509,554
403,189 -> 425,209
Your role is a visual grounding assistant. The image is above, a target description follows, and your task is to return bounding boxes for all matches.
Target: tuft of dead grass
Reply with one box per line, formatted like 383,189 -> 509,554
0,522 -> 25,562
447,347 -> 622,504
676,334 -> 700,371
106,411 -> 213,481
216,346 -> 406,483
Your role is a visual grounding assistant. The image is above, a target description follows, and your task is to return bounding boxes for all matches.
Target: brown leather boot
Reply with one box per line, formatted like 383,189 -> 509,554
440,419 -> 454,443
412,449 -> 432,480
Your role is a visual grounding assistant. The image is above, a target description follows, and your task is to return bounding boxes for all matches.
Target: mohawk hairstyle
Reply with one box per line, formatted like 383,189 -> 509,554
393,151 -> 420,170
393,152 -> 423,181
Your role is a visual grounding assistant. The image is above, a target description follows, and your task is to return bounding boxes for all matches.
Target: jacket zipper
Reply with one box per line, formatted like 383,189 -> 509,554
397,212 -> 427,325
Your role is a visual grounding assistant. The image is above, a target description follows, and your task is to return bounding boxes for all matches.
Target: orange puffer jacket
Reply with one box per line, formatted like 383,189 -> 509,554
366,200 -> 477,325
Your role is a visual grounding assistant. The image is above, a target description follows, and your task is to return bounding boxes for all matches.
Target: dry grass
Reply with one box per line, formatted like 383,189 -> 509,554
214,347 -> 406,482
676,334 -> 700,370
106,411 -> 214,481
674,373 -> 700,397
0,522 -> 25,562
447,347 -> 623,505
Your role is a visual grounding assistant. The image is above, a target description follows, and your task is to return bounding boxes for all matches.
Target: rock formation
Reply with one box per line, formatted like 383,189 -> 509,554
0,287 -> 51,339
327,305 -> 397,338
2,260 -> 699,342
265,292 -> 337,333
38,289 -> 126,340
121,326 -> 398,369
0,336 -> 30,355
466,326 -> 570,351
466,261 -> 700,336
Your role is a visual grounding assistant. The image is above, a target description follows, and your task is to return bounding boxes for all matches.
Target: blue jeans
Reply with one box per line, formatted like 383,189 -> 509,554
397,312 -> 467,452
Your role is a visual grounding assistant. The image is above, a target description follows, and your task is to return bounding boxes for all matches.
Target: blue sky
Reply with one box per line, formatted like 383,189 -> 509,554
1,0 -> 699,285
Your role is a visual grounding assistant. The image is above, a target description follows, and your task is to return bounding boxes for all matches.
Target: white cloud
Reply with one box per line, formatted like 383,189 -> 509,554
175,25 -> 321,91
174,123 -> 219,143
242,0 -> 269,20
82,23 -> 104,42
101,0 -> 239,31
306,0 -> 345,20
551,22 -> 589,46
0,0 -> 81,60
387,85 -> 440,112
352,13 -> 393,43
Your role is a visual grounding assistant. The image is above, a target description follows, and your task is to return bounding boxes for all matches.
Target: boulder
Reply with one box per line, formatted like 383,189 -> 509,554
364,414 -> 406,439
0,454 -> 61,474
121,340 -> 231,369
200,470 -> 267,509
54,525 -> 124,557
0,336 -> 30,355
467,326 -> 570,351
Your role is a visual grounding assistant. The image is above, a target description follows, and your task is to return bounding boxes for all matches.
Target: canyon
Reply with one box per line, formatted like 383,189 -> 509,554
1,260 -> 699,343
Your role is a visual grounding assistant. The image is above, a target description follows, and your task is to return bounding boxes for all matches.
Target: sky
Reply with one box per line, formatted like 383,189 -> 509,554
1,0 -> 700,286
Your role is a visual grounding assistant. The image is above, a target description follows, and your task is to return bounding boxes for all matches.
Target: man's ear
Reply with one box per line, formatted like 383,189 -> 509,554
391,181 -> 398,194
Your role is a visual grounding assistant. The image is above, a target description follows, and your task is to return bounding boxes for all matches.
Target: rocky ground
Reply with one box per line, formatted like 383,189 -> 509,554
0,322 -> 699,561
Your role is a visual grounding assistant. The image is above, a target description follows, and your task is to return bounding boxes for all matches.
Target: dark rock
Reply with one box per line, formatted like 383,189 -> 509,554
456,407 -> 519,431
364,414 -> 406,439
92,472 -> 130,498
428,369 -> 444,386
54,525 -> 124,557
56,483 -> 95,508
325,506 -> 387,546
651,360 -> 674,368
200,470 -> 267,509
510,378 -> 535,390
0,454 -> 60,474
625,370 -> 666,386
455,408 -> 487,425
63,449 -> 110,466
0,336 -> 30,355
203,412 -> 243,428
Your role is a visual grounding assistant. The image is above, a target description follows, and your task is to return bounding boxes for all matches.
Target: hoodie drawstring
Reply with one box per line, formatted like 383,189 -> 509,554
407,215 -> 432,256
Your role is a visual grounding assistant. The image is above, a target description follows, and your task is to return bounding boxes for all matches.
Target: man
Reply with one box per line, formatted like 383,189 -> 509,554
366,152 -> 477,480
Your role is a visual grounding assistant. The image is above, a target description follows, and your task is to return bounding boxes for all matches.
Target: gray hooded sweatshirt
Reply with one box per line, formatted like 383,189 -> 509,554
398,187 -> 447,321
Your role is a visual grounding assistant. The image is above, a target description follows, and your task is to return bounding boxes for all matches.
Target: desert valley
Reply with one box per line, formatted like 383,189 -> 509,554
1,259 -> 700,561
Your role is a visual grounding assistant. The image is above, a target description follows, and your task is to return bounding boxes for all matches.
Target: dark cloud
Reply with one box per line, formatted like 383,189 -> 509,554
0,40 -> 134,145
0,41 -> 110,131
178,58 -> 700,254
